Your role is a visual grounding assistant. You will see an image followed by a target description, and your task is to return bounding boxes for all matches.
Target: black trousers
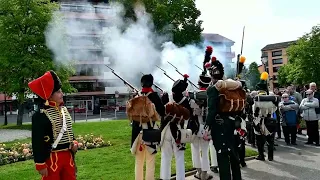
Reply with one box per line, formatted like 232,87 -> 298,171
306,121 -> 319,144
282,126 -> 297,144
256,133 -> 274,160
276,120 -> 282,138
247,122 -> 256,145
234,135 -> 246,164
216,150 -> 242,180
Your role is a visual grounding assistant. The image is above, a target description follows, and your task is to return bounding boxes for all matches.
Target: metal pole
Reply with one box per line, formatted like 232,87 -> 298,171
86,109 -> 88,122
73,106 -> 75,123
100,109 -> 102,121
115,97 -> 117,119
85,102 -> 88,122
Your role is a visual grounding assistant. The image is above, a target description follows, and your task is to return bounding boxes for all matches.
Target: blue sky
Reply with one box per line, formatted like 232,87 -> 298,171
195,0 -> 320,65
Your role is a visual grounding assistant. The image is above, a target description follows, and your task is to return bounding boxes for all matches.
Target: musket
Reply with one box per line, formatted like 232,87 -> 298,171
105,65 -> 139,92
140,72 -> 164,92
156,65 -> 175,82
195,64 -> 203,71
167,61 -> 199,89
236,26 -> 245,79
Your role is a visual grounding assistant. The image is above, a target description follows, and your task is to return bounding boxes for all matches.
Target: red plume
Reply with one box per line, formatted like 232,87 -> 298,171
206,46 -> 213,53
211,56 -> 217,62
205,62 -> 211,69
183,74 -> 189,78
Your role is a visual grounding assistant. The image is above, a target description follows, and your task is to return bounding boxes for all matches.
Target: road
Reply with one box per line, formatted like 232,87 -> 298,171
0,111 -> 127,125
186,133 -> 320,180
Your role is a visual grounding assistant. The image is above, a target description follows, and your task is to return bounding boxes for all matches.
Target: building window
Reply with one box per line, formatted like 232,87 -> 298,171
261,51 -> 268,58
272,50 -> 282,57
273,66 -> 281,73
273,75 -> 278,80
272,58 -> 283,65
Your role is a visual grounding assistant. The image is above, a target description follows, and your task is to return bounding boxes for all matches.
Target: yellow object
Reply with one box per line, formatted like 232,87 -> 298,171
239,56 -> 246,63
260,72 -> 268,80
45,100 -> 49,106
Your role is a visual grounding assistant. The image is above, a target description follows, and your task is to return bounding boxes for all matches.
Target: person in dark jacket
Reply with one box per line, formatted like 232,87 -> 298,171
130,74 -> 165,180
29,70 -> 78,180
279,93 -> 299,145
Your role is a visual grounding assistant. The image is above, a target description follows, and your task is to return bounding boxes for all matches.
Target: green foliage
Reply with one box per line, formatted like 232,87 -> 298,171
0,0 -> 76,125
116,0 -> 203,47
244,62 -> 260,90
279,25 -> 320,86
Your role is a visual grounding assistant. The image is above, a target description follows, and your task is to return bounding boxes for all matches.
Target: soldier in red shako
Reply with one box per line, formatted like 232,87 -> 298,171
28,71 -> 78,180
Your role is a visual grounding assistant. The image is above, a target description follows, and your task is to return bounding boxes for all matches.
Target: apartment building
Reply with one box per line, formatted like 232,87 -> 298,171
260,40 -> 296,90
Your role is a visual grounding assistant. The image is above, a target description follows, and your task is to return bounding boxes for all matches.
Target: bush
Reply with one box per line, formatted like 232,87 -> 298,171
0,134 -> 111,166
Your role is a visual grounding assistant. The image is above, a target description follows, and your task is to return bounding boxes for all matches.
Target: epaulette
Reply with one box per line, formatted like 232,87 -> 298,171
40,109 -> 46,113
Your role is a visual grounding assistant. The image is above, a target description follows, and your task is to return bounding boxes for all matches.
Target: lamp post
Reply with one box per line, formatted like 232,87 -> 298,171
261,57 -> 270,90
114,90 -> 119,119
261,57 -> 268,71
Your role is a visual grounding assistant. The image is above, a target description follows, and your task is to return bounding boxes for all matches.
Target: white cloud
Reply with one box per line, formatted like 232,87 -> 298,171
196,0 -> 319,65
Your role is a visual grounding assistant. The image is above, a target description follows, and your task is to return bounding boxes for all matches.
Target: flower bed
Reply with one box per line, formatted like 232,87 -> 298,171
0,134 -> 112,166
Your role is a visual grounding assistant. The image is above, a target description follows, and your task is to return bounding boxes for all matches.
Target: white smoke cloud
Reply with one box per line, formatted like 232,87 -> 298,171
45,1 -> 234,94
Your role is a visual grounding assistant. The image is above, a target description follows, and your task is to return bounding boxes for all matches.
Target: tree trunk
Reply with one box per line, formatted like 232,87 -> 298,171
17,103 -> 24,126
4,94 -> 7,125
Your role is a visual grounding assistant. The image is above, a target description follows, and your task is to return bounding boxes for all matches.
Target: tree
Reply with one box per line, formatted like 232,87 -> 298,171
245,62 -> 260,90
0,0 -> 75,125
281,25 -> 320,86
116,0 -> 203,47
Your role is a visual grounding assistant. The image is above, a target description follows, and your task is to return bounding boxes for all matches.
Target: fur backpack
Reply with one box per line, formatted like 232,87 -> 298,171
126,92 -> 160,124
215,79 -> 246,113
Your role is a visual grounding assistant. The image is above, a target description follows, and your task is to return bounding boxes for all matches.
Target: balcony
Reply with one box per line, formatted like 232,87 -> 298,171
105,87 -> 130,94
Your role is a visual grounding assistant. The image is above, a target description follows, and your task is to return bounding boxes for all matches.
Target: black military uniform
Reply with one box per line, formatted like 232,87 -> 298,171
253,74 -> 277,161
205,58 -> 243,180
28,70 -> 77,180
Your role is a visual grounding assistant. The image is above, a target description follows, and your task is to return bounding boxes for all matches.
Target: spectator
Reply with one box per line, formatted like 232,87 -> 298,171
273,88 -> 282,139
309,82 -> 320,118
300,89 -> 320,146
288,85 -> 302,105
279,93 -> 299,145
273,87 -> 282,96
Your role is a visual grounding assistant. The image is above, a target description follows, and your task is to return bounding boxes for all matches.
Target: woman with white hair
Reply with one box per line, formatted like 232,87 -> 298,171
300,89 -> 320,146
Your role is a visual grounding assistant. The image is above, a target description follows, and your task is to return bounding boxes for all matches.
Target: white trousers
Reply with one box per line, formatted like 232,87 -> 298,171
191,137 -> 210,171
209,140 -> 218,167
160,129 -> 185,180
135,144 -> 156,180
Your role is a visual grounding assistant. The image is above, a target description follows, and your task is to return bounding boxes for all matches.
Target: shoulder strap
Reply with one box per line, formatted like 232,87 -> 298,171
52,107 -> 68,149
177,97 -> 186,105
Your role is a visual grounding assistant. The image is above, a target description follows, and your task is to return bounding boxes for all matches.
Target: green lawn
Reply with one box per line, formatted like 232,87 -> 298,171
0,120 -> 257,180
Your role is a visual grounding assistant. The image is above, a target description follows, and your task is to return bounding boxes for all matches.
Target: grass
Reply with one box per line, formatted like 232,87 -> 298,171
0,120 -> 258,180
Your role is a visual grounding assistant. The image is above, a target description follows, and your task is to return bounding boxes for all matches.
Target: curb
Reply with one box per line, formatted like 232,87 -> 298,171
169,156 -> 255,180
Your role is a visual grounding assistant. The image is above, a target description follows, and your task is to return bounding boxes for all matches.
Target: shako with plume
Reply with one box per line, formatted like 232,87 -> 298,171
28,70 -> 62,106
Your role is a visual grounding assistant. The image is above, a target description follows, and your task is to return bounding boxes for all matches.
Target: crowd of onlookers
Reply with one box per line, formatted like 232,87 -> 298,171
273,82 -> 320,146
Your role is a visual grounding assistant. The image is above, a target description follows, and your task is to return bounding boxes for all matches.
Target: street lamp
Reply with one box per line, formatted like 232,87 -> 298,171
261,57 -> 268,71
114,90 -> 119,119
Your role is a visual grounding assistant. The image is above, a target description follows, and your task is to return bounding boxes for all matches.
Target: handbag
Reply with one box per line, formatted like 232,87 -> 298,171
179,128 -> 193,143
264,117 -> 277,133
142,129 -> 161,145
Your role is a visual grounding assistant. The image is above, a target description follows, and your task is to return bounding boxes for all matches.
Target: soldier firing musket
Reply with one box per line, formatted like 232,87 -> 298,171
140,72 -> 164,93
105,65 -> 139,93
167,61 -> 199,90
155,65 -> 175,82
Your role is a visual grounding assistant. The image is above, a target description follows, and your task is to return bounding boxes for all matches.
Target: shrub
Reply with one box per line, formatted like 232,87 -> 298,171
0,134 -> 111,166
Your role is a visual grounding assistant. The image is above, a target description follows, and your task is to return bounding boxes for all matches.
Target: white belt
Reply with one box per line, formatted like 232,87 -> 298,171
52,109 -> 67,149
